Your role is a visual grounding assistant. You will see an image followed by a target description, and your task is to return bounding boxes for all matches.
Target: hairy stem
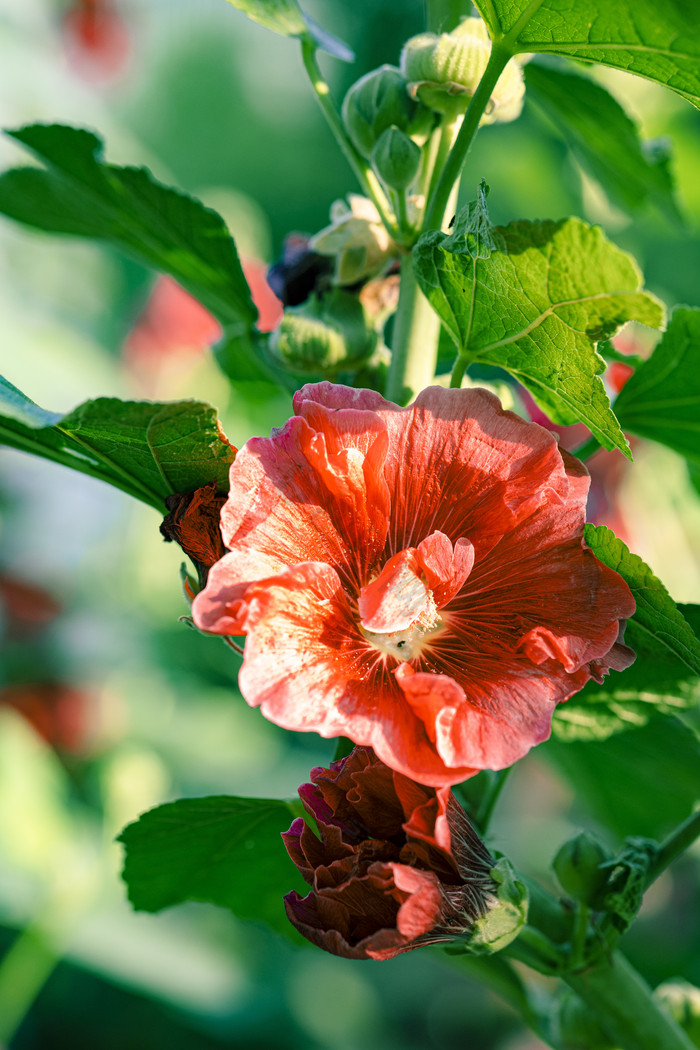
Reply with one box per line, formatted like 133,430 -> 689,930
647,809 -> 700,887
300,40 -> 396,237
423,44 -> 511,232
386,254 -> 442,403
564,951 -> 696,1050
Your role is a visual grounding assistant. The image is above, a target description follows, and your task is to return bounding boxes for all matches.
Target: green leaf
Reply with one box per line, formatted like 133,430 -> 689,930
525,63 -> 681,222
552,604 -> 700,743
0,124 -> 275,383
413,213 -> 664,455
585,524 -> 700,675
614,306 -> 700,465
473,0 -> 700,109
0,380 -> 236,510
224,0 -> 354,60
543,717 -> 700,839
118,795 -> 307,936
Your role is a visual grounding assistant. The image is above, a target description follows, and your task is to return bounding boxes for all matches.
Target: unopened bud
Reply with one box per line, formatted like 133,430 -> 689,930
655,981 -> 700,1047
342,64 -> 431,158
553,831 -> 612,904
372,125 -> 422,191
400,17 -> 525,121
269,288 -> 377,375
310,194 -> 396,286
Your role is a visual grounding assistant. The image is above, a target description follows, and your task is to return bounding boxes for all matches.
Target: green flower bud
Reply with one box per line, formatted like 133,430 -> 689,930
269,288 -> 377,375
655,982 -> 700,1047
372,125 -> 422,191
400,17 -> 525,121
553,831 -> 613,904
341,64 -> 430,158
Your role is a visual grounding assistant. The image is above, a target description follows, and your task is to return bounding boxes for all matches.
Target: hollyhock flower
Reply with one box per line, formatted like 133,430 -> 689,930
193,383 -> 635,786
282,746 -> 495,959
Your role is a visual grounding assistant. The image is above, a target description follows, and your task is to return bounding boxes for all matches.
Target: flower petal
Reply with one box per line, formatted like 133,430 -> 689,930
358,549 -> 431,633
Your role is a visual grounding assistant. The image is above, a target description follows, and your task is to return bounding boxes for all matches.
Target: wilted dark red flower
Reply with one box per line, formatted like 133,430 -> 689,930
193,383 -> 635,786
161,480 -> 229,585
282,746 -> 495,959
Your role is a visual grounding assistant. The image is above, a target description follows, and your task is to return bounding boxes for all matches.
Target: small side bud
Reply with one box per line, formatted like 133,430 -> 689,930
400,17 -> 524,122
655,981 -> 700,1047
341,64 -> 430,158
310,194 -> 396,285
269,288 -> 377,375
553,831 -> 612,904
372,125 -> 422,191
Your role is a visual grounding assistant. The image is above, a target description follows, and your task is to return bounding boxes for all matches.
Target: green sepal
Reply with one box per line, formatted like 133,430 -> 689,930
466,857 -> 529,954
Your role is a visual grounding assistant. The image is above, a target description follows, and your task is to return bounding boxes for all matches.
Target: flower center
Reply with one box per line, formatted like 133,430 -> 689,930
361,593 -> 445,661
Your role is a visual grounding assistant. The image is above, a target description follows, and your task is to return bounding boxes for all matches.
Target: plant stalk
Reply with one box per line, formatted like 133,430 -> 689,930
300,40 -> 397,238
564,951 -> 696,1050
647,808 -> 700,887
423,45 -> 511,232
385,254 -> 442,403
0,923 -> 59,1046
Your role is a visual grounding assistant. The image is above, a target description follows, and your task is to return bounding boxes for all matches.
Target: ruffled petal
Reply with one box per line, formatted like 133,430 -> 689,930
416,532 -> 475,608
358,549 -> 431,633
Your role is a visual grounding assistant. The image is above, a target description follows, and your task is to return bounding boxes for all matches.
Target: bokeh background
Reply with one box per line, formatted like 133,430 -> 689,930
0,1 -> 699,1048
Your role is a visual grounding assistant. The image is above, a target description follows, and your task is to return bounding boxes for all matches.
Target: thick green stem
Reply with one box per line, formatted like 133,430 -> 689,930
386,254 -> 441,403
564,951 -> 696,1050
647,809 -> 700,887
300,41 -> 396,237
0,924 -> 59,1045
423,45 -> 511,232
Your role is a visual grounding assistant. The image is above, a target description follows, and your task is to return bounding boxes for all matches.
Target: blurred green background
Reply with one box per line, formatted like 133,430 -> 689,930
0,1 -> 699,1048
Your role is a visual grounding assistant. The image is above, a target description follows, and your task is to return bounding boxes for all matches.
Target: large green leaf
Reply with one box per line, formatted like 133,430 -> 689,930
0,378 -> 235,510
0,124 -> 274,382
224,0 -> 354,60
474,0 -> 700,109
413,213 -> 664,456
552,605 -> 700,742
585,524 -> 700,675
118,796 -> 307,937
543,716 -> 700,839
525,63 -> 681,221
614,306 -> 700,465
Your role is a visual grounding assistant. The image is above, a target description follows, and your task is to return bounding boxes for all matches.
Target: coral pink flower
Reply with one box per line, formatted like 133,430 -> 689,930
283,746 -> 495,959
193,384 -> 635,786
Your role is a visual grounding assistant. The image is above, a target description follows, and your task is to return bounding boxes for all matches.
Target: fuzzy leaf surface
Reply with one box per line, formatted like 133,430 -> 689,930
614,306 -> 700,464
525,63 -> 681,220
119,796 -> 306,936
0,382 -> 235,509
473,0 -> 700,108
413,216 -> 664,455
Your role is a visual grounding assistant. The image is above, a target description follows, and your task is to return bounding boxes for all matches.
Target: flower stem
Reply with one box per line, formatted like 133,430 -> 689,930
385,253 -> 442,403
646,808 -> 700,887
299,40 -> 397,238
422,44 -> 511,233
0,922 -> 59,1046
564,951 -> 696,1050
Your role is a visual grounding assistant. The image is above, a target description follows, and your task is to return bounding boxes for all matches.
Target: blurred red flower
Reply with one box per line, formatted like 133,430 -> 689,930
194,384 -> 635,786
283,746 -> 495,959
61,0 -> 130,82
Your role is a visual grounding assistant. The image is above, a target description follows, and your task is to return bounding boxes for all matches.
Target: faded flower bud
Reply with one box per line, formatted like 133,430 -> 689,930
553,831 -> 613,904
269,287 -> 377,375
372,125 -> 422,191
309,194 -> 396,285
400,17 -> 525,122
282,746 -> 496,959
160,480 -> 228,587
341,64 -> 431,158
